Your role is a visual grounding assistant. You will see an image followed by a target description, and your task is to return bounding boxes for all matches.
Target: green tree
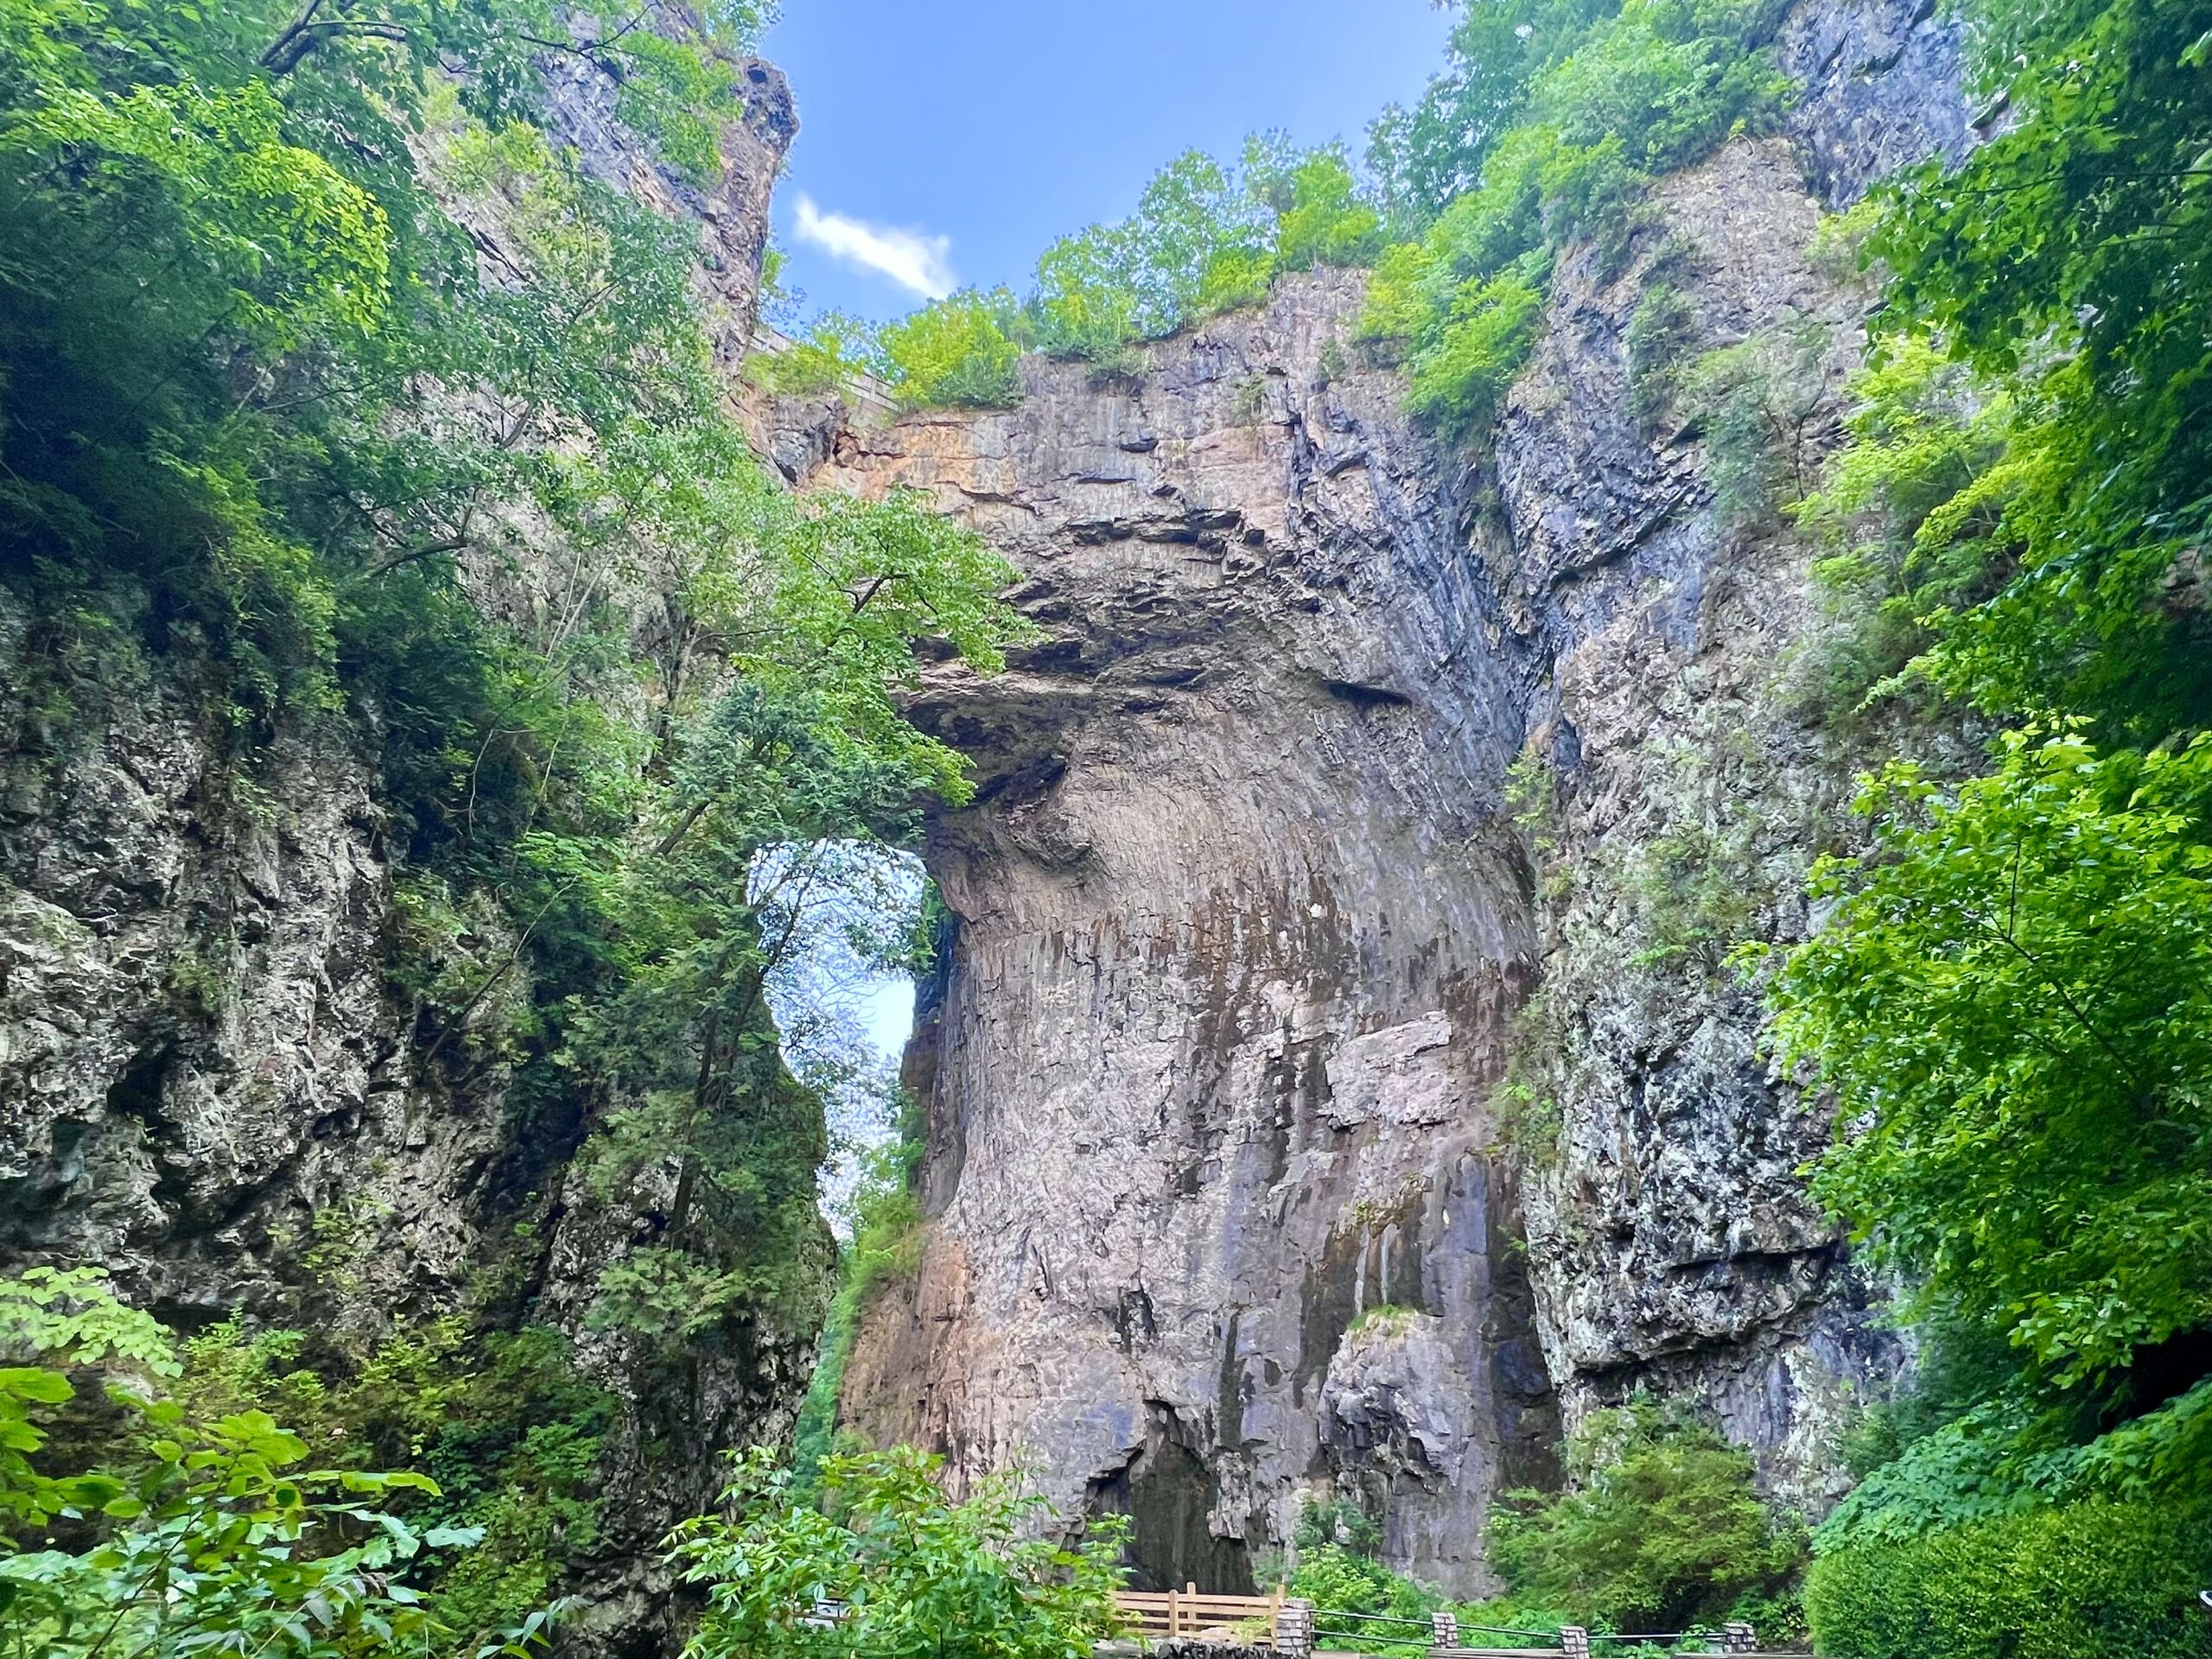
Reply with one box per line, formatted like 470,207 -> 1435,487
668,1446 -> 1128,1659
0,0 -> 1029,1354
876,289 -> 1024,409
1770,729 -> 2212,1395
1487,1403 -> 1805,1634
1364,0 -> 1619,228
0,1270 -> 534,1659
1357,0 -> 1791,446
1835,0 -> 2212,738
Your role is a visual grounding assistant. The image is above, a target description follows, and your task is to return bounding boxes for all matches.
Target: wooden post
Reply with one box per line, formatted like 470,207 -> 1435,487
1431,1611 -> 1459,1648
1274,1598 -> 1315,1658
1167,1585 -> 1179,1639
1560,1628 -> 1591,1659
1185,1583 -> 1198,1638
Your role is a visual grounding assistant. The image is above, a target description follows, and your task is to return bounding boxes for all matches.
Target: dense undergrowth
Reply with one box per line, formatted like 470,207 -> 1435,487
1280,1404 -> 1805,1652
787,1096 -> 925,1491
0,1270 -> 1131,1659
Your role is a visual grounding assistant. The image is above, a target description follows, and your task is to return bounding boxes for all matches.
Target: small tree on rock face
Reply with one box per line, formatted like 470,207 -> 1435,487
668,1446 -> 1128,1659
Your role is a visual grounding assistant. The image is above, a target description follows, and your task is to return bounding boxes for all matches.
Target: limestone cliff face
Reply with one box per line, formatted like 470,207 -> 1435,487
800,0 -> 1973,1591
804,273 -> 1558,1593
0,39 -> 806,1659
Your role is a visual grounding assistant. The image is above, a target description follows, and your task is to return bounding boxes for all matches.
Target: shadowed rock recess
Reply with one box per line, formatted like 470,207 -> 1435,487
783,0 -> 1976,1596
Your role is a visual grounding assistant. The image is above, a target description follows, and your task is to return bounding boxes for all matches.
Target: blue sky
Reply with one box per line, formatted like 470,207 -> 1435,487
760,0 -> 1456,324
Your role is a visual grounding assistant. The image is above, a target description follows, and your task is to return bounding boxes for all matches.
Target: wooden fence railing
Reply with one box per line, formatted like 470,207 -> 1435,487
1113,1585 -> 1287,1641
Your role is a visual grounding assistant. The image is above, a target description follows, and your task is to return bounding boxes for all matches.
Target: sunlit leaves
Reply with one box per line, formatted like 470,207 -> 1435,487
1357,0 -> 1790,446
668,1446 -> 1128,1659
1770,730 -> 2212,1389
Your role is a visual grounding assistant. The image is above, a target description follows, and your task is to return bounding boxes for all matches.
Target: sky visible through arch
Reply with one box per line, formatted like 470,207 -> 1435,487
760,0 -> 1456,323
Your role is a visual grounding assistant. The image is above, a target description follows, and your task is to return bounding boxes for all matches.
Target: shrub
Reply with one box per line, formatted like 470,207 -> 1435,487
1256,145 -> 1388,271
1685,325 -> 1838,527
1402,266 -> 1548,441
1806,1500 -> 2212,1659
1357,0 -> 1794,446
789,1132 -> 925,1489
1487,1402 -> 1806,1634
875,288 -> 1024,409
1624,281 -> 1701,433
0,1269 -> 546,1659
749,312 -> 880,398
669,1445 -> 1128,1659
1294,1543 -> 1440,1654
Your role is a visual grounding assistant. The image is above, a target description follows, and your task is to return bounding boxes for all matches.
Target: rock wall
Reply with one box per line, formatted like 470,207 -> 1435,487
802,0 -> 1974,1592
0,35 -> 810,1659
804,273 -> 1559,1594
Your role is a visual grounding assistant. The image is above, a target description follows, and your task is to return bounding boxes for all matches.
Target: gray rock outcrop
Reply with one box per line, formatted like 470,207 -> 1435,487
795,0 -> 1974,1591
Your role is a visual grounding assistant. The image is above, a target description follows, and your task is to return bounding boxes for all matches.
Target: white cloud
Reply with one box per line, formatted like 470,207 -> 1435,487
791,194 -> 956,299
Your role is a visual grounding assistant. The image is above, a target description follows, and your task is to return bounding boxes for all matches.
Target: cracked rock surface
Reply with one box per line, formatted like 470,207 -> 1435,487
798,0 -> 1971,1586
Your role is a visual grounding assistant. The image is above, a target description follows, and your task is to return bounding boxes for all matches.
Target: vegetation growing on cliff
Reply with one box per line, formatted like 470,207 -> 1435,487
0,0 -> 1026,1357
0,1269 -> 555,1659
1284,1405 -> 1805,1648
834,0 -> 1794,435
789,1115 -> 925,1490
1747,0 -> 2212,1646
0,0 -> 1034,1633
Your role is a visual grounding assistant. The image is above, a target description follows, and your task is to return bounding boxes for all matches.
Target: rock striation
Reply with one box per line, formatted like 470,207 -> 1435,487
795,0 -> 1974,1591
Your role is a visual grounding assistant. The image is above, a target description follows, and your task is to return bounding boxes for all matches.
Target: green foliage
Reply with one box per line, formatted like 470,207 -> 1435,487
790,1131 -> 925,1490
0,1268 -> 178,1379
863,0 -> 1792,428
1770,728 -> 2212,1392
0,1401 -> 462,1659
0,1270 -> 554,1659
1806,1498 -> 2212,1659
862,134 -> 1395,406
174,1315 -> 618,1647
1683,324 -> 1838,528
667,1445 -> 1128,1659
1487,1403 -> 1806,1635
1784,338 -> 2009,726
1255,145 -> 1388,272
875,289 -> 1024,409
1286,1413 -> 1801,1647
1366,0 -> 1618,227
1401,265 -> 1549,442
1357,0 -> 1792,444
1770,732 -> 2212,1643
1292,1544 -> 1441,1655
1825,0 -> 2212,740
0,0 -> 1030,1355
1624,280 -> 1701,433
1294,1497 -> 1387,1559
748,313 -> 880,399
1766,0 -> 2212,1630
